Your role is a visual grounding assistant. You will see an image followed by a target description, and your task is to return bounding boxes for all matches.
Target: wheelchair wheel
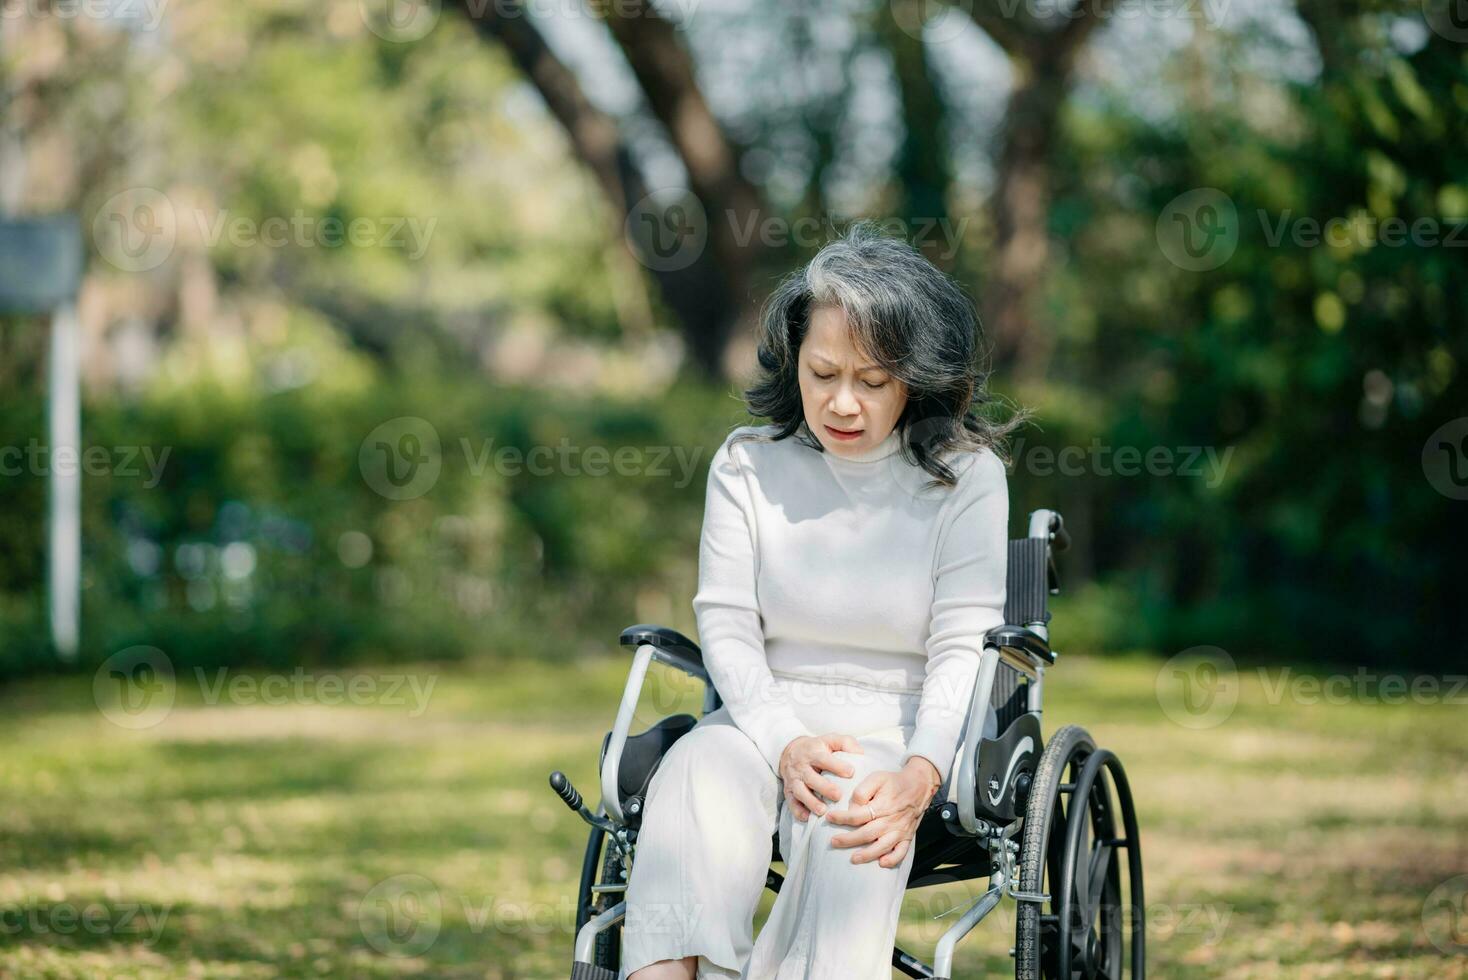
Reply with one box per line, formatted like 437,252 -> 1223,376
575,824 -> 624,970
1014,724 -> 1145,979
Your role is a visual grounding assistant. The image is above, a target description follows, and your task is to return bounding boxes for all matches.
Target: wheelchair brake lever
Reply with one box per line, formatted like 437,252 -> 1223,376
548,770 -> 619,833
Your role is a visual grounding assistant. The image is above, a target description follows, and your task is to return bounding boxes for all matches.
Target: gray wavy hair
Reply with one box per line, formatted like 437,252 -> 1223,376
732,220 -> 1030,490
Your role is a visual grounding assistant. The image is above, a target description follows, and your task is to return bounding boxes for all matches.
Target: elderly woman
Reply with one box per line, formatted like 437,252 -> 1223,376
621,224 -> 1023,980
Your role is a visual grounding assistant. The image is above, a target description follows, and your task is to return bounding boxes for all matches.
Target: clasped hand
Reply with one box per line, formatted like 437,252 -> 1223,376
777,733 -> 942,870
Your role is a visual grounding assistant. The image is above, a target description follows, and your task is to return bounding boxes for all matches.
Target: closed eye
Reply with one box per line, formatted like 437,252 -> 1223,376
816,369 -> 880,387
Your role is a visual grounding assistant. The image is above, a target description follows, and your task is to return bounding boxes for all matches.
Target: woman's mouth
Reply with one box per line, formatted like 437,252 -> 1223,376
824,424 -> 863,441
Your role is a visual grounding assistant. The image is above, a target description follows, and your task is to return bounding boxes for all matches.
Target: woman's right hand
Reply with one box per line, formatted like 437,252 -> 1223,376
777,733 -> 865,822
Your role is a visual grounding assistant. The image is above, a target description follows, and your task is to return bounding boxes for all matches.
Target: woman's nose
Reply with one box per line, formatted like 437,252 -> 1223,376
831,382 -> 860,417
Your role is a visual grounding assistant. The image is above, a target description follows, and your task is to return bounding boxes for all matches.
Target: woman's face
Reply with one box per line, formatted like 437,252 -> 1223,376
798,304 -> 909,458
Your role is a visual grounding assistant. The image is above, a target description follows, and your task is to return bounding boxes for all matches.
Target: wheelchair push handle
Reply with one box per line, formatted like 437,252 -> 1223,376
1027,508 -> 1070,553
1050,514 -> 1071,553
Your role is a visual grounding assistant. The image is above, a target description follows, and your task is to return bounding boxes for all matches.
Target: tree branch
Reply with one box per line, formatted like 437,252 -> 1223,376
595,0 -> 764,281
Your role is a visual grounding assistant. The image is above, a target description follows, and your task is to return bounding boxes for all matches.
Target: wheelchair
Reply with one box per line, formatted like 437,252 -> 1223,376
548,509 -> 1146,979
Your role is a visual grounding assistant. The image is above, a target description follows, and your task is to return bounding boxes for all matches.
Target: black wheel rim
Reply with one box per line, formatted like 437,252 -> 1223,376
1054,750 -> 1145,980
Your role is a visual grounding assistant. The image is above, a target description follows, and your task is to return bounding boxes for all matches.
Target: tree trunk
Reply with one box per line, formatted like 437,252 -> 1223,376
963,3 -> 1100,381
451,0 -> 769,379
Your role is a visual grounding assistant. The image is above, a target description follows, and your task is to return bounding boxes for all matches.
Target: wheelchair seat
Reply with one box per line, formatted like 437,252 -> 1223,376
598,713 -> 698,827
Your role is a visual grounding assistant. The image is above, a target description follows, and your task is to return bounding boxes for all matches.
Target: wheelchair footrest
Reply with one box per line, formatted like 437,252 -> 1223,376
570,962 -> 618,980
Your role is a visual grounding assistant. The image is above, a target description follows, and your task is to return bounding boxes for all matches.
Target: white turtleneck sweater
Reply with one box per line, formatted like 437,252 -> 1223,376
691,422 -> 1010,785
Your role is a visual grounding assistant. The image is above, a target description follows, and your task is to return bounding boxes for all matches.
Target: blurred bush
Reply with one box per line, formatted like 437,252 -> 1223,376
0,330 -> 749,679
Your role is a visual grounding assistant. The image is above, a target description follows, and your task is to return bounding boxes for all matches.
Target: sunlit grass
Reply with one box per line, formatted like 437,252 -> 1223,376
0,652 -> 1463,977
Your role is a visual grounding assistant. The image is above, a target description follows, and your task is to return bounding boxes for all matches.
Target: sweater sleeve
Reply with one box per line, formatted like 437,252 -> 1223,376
692,433 -> 813,774
901,450 -> 1010,785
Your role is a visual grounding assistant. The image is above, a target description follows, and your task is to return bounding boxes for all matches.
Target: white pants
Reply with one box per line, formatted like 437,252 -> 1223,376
619,674 -> 939,980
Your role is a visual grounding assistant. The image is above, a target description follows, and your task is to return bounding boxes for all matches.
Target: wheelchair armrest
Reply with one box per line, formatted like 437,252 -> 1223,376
948,628 -> 1053,836
619,623 -> 707,680
604,624 -> 714,824
989,624 -> 1055,665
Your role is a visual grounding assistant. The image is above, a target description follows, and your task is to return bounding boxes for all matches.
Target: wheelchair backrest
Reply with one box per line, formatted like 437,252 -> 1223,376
1003,536 -> 1055,629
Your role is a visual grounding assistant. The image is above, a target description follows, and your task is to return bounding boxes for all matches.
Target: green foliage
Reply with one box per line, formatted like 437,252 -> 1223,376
1024,20 -> 1468,666
0,353 -> 748,678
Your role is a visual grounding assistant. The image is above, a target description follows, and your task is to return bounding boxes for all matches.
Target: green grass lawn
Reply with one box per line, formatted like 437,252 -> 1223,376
0,652 -> 1464,978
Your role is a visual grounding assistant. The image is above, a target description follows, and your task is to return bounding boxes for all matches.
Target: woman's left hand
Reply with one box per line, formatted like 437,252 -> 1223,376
826,757 -> 942,869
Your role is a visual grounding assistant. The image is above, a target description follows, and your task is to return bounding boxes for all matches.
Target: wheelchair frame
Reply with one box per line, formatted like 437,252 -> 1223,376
550,509 -> 1145,980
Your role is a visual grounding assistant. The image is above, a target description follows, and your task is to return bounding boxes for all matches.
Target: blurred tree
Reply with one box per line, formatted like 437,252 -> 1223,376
451,0 -> 770,378
958,0 -> 1101,381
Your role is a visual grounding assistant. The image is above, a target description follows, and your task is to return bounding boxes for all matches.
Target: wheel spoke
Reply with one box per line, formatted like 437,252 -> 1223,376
1083,842 -> 1113,923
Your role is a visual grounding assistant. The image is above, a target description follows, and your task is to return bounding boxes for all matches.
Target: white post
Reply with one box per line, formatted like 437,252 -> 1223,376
49,300 -> 80,661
